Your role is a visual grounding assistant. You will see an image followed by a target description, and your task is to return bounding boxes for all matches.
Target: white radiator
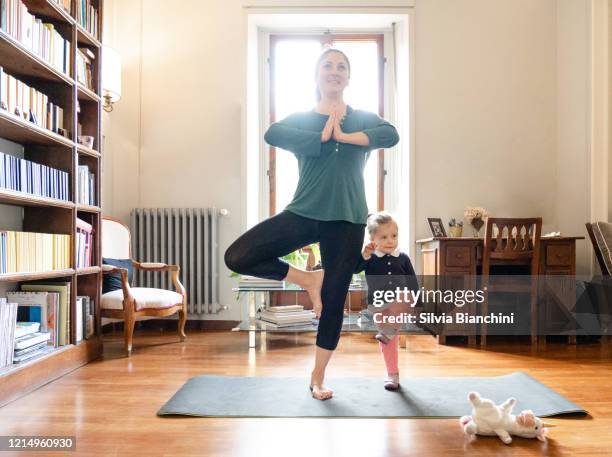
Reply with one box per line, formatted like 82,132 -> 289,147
130,208 -> 225,315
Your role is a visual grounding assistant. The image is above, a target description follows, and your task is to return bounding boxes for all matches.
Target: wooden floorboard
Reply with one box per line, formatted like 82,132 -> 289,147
0,330 -> 610,457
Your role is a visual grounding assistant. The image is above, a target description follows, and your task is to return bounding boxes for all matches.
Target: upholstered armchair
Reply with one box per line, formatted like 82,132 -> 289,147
101,217 -> 187,354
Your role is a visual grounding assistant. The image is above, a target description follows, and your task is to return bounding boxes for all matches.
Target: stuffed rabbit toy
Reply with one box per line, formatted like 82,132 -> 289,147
460,392 -> 553,444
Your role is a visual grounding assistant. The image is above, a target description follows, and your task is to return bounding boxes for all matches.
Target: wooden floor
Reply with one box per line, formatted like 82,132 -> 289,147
0,330 -> 611,457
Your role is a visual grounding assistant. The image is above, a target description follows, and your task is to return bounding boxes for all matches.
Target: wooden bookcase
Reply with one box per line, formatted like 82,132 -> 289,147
0,0 -> 104,407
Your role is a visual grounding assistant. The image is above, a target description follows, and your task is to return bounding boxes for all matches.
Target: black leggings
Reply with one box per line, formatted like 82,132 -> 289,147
224,210 -> 365,350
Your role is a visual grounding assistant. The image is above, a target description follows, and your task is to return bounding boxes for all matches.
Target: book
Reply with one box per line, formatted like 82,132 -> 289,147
0,298 -> 18,368
21,283 -> 70,346
13,345 -> 54,363
267,305 -> 304,313
259,310 -> 315,325
14,340 -> 47,357
14,331 -> 50,350
7,291 -> 49,331
14,321 -> 40,338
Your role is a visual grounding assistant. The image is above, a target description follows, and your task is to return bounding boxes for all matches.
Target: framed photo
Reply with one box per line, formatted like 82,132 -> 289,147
427,218 -> 447,238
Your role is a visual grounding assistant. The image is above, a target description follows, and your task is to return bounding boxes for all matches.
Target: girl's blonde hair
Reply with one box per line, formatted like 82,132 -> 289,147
366,212 -> 397,236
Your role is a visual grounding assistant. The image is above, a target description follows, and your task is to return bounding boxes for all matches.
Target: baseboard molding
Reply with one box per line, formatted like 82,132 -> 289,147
102,319 -> 239,333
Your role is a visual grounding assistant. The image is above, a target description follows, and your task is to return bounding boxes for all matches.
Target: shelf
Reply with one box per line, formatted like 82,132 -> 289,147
22,0 -> 75,24
76,144 -> 101,158
0,268 -> 75,282
0,188 -> 74,209
233,313 -> 426,334
77,83 -> 102,103
0,109 -> 74,148
76,204 -> 101,213
76,266 -> 101,275
0,30 -> 74,86
0,336 -> 102,408
76,24 -> 102,48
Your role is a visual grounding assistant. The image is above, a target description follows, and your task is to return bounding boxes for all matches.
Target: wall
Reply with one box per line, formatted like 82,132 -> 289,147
556,0 -> 590,274
413,0 -> 557,270
102,0 -> 600,320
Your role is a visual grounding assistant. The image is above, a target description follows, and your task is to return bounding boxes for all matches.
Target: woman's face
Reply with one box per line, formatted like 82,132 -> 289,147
316,51 -> 350,98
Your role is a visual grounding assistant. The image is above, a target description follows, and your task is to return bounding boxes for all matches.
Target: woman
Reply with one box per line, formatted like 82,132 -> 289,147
224,48 -> 399,400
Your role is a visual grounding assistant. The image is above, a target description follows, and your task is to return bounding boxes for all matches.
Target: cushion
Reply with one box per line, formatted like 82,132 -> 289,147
592,222 -> 612,275
102,258 -> 134,294
101,287 -> 183,311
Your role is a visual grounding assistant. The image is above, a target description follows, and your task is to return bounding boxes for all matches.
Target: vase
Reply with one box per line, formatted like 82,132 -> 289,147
470,218 -> 484,237
449,226 -> 463,238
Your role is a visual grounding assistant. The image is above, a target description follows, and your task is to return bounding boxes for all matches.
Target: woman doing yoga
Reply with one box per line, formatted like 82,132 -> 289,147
224,48 -> 399,400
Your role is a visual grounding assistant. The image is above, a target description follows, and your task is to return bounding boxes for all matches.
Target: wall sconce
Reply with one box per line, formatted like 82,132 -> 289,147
102,46 -> 122,112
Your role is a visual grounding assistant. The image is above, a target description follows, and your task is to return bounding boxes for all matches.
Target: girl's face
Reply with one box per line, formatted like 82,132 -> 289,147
371,222 -> 399,254
316,51 -> 350,98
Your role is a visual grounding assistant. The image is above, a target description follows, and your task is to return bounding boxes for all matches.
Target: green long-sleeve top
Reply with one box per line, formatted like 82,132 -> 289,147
264,106 -> 399,224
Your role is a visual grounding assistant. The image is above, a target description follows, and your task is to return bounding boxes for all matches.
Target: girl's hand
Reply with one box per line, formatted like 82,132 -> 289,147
321,111 -> 336,142
362,241 -> 377,259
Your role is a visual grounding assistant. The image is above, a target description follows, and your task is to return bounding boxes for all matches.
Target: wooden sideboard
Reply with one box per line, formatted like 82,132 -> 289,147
416,236 -> 584,345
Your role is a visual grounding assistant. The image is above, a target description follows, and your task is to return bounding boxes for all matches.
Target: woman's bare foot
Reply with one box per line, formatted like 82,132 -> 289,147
310,371 -> 333,400
306,269 -> 324,318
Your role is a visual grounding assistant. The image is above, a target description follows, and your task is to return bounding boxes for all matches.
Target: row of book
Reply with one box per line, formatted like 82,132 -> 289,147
75,217 -> 93,268
0,286 -> 95,368
76,0 -> 98,39
76,164 -> 95,206
0,67 -> 66,136
0,300 -> 17,367
0,151 -> 70,201
0,0 -> 72,75
0,231 -> 71,274
50,0 -> 72,14
258,305 -> 316,328
76,47 -> 95,91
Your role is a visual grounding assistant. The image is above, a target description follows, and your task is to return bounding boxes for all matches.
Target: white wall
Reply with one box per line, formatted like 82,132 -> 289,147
102,0 -> 604,319
413,0 -> 557,268
556,0 -> 591,274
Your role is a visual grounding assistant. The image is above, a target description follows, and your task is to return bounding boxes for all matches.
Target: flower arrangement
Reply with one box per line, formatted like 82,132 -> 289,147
464,206 -> 488,237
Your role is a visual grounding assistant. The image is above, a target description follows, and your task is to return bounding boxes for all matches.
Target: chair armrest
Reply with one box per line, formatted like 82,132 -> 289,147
132,261 -> 179,272
131,261 -> 186,300
101,265 -> 135,311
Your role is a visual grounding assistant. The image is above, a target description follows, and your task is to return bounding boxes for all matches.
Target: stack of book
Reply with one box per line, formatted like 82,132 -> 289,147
76,163 -> 95,205
238,275 -> 284,288
75,217 -> 93,268
0,151 -> 70,200
0,231 -> 71,274
9,282 -> 71,347
13,330 -> 52,363
0,1 -> 72,74
0,68 -> 66,135
0,298 -> 18,368
258,305 -> 316,328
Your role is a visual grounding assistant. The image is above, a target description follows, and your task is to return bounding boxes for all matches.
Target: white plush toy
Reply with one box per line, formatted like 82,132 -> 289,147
460,392 -> 553,444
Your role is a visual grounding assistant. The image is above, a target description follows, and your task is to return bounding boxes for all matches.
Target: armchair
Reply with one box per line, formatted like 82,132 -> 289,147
101,217 -> 187,354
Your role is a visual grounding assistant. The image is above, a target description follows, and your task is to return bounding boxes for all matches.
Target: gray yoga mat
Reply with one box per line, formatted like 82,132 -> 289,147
157,372 -> 587,418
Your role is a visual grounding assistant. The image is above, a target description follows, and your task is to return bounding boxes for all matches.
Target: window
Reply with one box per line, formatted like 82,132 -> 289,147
268,34 -> 385,215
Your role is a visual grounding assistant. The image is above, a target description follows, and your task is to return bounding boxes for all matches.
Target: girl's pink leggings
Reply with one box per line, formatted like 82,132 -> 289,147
377,300 -> 404,374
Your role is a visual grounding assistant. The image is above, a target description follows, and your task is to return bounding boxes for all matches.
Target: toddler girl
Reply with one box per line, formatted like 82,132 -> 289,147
355,212 -> 419,391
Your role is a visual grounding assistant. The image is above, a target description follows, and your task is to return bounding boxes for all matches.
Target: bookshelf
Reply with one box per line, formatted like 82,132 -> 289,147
0,0 -> 103,407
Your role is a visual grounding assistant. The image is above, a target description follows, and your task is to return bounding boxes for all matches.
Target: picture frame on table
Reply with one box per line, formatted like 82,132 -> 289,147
427,217 -> 447,238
